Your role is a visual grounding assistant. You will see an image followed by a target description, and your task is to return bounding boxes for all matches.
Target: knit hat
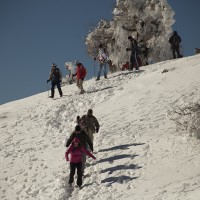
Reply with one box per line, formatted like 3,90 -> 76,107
87,109 -> 93,115
75,125 -> 81,131
52,63 -> 57,67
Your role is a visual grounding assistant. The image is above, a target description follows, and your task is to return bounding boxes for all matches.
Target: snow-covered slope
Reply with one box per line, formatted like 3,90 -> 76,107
1,55 -> 200,200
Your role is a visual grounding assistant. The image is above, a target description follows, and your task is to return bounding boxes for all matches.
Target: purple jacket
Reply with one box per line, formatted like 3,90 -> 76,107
65,145 -> 96,163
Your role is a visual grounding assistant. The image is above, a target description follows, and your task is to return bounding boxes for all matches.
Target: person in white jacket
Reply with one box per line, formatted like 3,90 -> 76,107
95,44 -> 109,81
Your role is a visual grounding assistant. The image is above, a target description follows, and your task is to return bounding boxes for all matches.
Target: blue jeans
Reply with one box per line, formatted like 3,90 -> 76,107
97,62 -> 107,78
51,80 -> 62,97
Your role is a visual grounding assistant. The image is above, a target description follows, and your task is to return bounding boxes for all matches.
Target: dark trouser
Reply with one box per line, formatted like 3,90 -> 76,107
69,162 -> 82,186
130,52 -> 139,70
172,45 -> 182,59
51,80 -> 63,97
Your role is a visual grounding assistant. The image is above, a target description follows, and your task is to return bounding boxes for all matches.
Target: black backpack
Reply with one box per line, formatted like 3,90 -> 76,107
52,68 -> 60,81
169,35 -> 181,46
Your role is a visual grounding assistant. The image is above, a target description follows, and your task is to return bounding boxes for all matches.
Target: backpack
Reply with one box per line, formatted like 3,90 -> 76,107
173,35 -> 181,45
52,68 -> 61,81
169,35 -> 181,46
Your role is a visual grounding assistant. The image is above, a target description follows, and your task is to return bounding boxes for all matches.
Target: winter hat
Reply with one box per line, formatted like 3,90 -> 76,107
73,137 -> 80,143
87,109 -> 93,115
128,36 -> 133,40
75,125 -> 81,131
52,63 -> 57,67
99,44 -> 103,48
77,63 -> 82,66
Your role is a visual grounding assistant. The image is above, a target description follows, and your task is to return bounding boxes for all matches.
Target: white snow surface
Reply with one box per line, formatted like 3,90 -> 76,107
1,55 -> 200,200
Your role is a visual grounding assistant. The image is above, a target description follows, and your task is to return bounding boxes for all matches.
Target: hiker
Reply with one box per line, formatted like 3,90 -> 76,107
77,109 -> 100,143
126,36 -> 141,70
195,48 -> 200,54
65,137 -> 96,188
95,44 -> 109,81
72,62 -> 87,94
66,125 -> 93,175
169,31 -> 182,59
65,63 -> 75,84
47,63 -> 63,98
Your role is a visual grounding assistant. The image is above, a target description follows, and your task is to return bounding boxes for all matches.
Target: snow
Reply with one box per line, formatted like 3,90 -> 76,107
1,55 -> 200,200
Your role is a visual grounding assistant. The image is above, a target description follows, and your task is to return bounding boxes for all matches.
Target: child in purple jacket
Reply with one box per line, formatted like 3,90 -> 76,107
65,137 -> 96,188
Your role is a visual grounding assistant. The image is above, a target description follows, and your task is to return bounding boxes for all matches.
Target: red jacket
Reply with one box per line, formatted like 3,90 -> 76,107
65,144 -> 96,163
75,64 -> 86,80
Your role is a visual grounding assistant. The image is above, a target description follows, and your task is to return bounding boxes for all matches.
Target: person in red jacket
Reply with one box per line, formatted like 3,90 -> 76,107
65,137 -> 96,188
73,62 -> 87,94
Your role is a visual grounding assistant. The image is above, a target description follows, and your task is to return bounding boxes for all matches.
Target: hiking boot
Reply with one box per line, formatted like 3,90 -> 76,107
49,96 -> 54,98
96,77 -> 100,81
77,185 -> 82,189
104,75 -> 107,79
80,90 -> 85,94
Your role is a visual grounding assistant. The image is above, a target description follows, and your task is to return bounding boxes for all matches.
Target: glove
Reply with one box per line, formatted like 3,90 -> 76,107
47,79 -> 50,83
90,147 -> 94,152
82,78 -> 84,81
95,127 -> 99,133
94,57 -> 96,61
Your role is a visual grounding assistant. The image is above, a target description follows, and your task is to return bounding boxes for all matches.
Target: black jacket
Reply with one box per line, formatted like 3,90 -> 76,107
66,130 -> 93,151
169,34 -> 181,46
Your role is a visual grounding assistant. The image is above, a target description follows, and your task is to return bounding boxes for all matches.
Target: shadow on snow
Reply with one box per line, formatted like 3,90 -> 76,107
87,86 -> 117,94
101,164 -> 142,174
101,175 -> 138,186
99,143 -> 145,152
98,154 -> 138,163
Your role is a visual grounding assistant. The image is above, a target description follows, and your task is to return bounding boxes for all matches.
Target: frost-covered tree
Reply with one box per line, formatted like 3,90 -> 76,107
86,0 -> 175,69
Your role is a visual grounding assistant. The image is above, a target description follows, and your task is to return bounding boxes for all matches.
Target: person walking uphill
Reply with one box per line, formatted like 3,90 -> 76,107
47,63 -> 63,98
73,62 -> 87,94
65,137 -> 96,188
126,36 -> 141,70
77,109 -> 100,143
66,125 -> 93,175
169,31 -> 182,59
95,44 -> 109,81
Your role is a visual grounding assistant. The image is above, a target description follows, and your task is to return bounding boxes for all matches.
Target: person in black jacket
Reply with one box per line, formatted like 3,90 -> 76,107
47,63 -> 63,98
66,125 -> 93,175
169,31 -> 182,59
126,36 -> 140,70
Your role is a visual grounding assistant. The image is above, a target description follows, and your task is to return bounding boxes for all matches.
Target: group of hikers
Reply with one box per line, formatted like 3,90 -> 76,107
65,109 -> 100,189
45,31 -> 185,189
46,43 -> 110,98
123,31 -> 183,71
46,31 -> 183,98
